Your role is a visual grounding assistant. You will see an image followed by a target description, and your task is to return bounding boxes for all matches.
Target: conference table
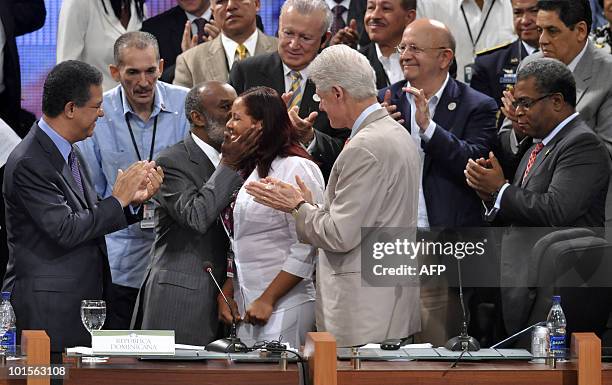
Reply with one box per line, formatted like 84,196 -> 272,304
0,330 -> 609,385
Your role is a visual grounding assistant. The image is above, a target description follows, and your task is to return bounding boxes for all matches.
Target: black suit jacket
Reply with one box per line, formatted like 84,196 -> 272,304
359,43 -> 389,90
0,0 -> 45,134
493,116 -> 610,334
141,5 -> 264,83
132,135 -> 242,345
228,51 -> 349,180
379,77 -> 498,227
2,124 -> 139,352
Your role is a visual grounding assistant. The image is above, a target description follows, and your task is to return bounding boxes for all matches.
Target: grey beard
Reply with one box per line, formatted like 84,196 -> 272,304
206,119 -> 226,149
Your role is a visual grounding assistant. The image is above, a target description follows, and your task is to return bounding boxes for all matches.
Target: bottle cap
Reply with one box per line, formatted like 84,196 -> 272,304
1,292 -> 10,300
552,295 -> 561,303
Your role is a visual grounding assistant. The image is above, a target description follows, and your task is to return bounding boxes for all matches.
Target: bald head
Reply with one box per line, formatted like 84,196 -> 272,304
399,18 -> 455,94
405,18 -> 456,53
185,81 -> 237,149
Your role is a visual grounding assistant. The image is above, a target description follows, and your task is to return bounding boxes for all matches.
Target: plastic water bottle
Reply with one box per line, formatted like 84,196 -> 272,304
546,295 -> 567,360
0,292 -> 16,355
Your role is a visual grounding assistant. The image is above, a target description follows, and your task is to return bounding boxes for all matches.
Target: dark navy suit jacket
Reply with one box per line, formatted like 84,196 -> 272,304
378,77 -> 498,227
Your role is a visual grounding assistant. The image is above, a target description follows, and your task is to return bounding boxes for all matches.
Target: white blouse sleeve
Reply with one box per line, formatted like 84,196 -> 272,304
280,158 -> 325,279
57,0 -> 88,63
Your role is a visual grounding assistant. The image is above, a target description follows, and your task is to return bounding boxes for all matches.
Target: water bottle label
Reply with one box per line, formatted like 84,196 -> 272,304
1,329 -> 16,350
550,335 -> 566,358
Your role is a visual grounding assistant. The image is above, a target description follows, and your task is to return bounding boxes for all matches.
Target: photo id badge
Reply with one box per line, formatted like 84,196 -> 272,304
464,63 -> 475,84
141,201 -> 155,229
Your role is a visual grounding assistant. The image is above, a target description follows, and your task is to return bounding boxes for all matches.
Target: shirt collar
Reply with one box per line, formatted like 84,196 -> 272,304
283,62 -> 310,79
185,7 -> 212,21
38,117 -> 73,163
375,42 -> 399,61
567,41 -> 588,72
119,82 -> 171,119
191,132 -> 221,166
326,0 -> 350,9
405,73 -> 450,108
221,29 -> 259,60
522,40 -> 538,55
540,112 -> 579,146
350,102 -> 383,138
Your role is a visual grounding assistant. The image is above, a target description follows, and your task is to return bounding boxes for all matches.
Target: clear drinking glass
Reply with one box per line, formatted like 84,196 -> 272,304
80,300 -> 106,362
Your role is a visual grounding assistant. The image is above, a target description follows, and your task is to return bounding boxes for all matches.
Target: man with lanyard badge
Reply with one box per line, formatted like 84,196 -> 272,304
417,0 -> 515,83
78,31 -> 189,329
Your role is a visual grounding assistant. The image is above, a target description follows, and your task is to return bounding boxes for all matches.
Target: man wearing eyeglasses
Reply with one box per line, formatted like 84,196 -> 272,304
377,19 -> 498,345
464,57 -> 610,338
229,0 -> 349,181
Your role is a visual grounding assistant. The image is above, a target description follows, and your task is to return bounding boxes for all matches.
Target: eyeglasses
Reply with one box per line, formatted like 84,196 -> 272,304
395,43 -> 449,55
511,93 -> 556,109
279,29 -> 318,46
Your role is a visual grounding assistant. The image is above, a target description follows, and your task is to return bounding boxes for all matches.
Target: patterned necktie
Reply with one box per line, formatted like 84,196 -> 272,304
68,147 -> 84,195
521,142 -> 544,185
330,3 -> 347,36
193,18 -> 208,44
235,44 -> 248,61
287,71 -> 303,110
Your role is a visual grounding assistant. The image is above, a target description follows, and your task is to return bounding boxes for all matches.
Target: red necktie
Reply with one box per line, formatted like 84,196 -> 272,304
521,142 -> 544,185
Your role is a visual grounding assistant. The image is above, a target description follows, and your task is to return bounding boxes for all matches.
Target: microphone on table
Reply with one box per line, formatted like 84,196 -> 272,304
203,262 -> 248,353
444,256 -> 480,352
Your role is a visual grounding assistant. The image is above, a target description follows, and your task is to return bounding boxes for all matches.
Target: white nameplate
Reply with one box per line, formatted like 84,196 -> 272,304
91,330 -> 175,356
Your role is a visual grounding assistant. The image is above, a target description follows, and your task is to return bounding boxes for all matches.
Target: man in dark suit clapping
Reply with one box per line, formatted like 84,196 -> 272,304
2,60 -> 164,352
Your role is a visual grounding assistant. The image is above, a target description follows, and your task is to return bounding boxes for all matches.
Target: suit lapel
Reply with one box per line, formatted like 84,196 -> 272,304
425,79 -> 458,176
267,52 -> 286,97
573,43 -> 594,106
254,30 -> 276,54
393,83 -> 411,134
34,125 -> 89,208
300,80 -> 318,117
207,37 -> 230,81
75,147 -> 98,208
520,117 -> 577,186
185,134 -> 216,176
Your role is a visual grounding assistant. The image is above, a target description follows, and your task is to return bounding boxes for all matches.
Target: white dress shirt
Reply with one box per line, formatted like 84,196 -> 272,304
232,155 -> 324,334
375,43 -> 404,85
57,0 -> 147,91
417,0 -> 515,82
283,63 -> 310,95
221,29 -> 258,70
191,132 -> 220,166
405,74 -> 450,227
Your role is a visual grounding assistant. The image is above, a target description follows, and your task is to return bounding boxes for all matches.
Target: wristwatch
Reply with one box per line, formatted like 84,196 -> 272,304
291,200 -> 307,219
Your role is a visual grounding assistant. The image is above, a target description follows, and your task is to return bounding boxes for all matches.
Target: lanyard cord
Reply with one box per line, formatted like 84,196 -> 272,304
124,114 -> 158,161
461,0 -> 497,51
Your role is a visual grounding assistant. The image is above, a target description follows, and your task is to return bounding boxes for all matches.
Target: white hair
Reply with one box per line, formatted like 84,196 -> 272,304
309,45 -> 377,101
280,0 -> 332,36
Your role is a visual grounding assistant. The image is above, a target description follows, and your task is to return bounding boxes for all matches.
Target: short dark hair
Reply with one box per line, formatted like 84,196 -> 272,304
185,85 -> 206,126
42,60 -> 103,117
517,57 -> 577,107
400,0 -> 416,11
537,0 -> 592,33
113,31 -> 160,66
238,86 -> 312,177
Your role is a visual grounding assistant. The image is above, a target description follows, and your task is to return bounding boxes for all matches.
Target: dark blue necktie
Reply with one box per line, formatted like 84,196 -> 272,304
68,147 -> 84,195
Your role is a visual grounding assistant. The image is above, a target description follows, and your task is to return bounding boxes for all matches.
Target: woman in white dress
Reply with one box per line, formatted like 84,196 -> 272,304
57,0 -> 147,91
218,86 -> 324,349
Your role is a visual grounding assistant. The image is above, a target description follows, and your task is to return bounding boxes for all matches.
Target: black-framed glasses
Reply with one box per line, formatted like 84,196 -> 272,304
395,43 -> 448,55
511,93 -> 556,109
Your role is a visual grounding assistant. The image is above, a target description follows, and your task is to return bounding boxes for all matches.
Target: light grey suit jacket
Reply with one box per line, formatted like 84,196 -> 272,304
173,30 -> 278,88
295,108 -> 422,347
131,135 -> 243,345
